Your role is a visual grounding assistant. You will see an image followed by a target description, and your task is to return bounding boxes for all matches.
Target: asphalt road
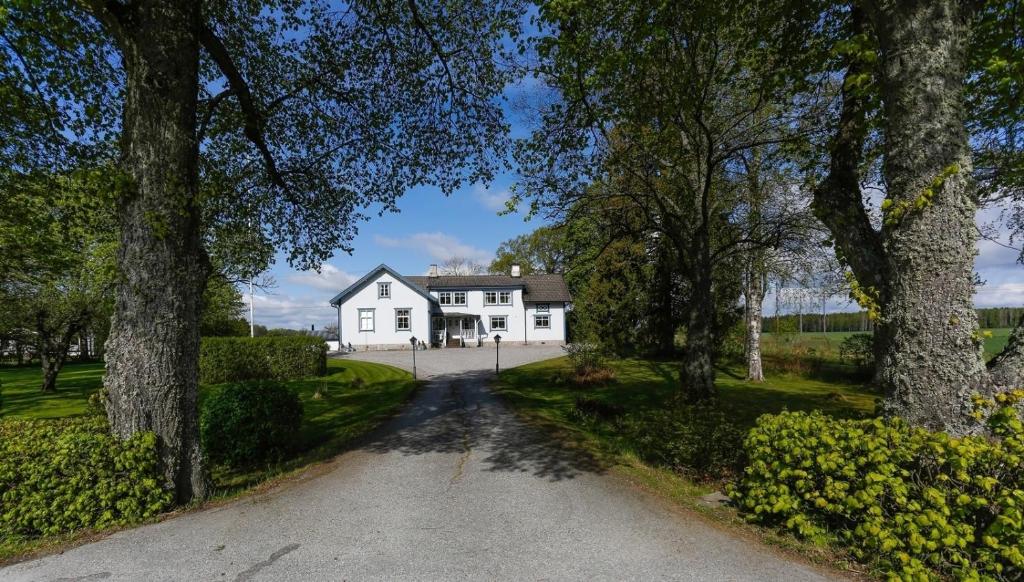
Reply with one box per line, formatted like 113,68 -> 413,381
3,345 -> 838,581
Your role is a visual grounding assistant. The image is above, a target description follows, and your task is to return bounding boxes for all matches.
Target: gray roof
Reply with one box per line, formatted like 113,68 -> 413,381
405,273 -> 571,303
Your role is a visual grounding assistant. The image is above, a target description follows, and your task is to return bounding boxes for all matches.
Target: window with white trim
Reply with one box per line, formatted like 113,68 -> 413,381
358,309 -> 375,331
395,308 -> 411,331
484,291 -> 498,305
498,291 -> 512,305
536,303 -> 550,313
439,292 -> 452,305
534,314 -> 550,329
490,316 -> 507,331
453,291 -> 467,305
378,282 -> 391,299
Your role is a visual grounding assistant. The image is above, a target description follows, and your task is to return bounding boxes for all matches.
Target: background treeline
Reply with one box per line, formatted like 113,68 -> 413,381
764,307 -> 1024,333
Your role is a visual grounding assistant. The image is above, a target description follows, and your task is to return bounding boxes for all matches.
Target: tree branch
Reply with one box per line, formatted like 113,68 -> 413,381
199,25 -> 289,192
810,9 -> 886,292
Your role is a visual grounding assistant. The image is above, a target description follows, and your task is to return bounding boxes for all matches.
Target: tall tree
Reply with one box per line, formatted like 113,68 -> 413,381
0,170 -> 117,391
489,226 -> 569,275
516,0 -> 821,399
4,0 -> 522,501
812,2 -> 1024,433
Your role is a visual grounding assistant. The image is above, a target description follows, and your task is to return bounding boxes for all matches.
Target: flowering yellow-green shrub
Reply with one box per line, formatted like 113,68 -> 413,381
730,392 -> 1024,581
0,417 -> 173,540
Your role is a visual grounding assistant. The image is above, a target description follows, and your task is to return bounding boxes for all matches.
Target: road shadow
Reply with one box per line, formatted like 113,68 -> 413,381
356,369 -> 605,481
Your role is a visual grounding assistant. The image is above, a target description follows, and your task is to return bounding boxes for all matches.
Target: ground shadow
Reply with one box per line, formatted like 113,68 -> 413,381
356,369 -> 605,481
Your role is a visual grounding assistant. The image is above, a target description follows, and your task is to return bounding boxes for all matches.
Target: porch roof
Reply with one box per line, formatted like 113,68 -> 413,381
433,312 -> 479,318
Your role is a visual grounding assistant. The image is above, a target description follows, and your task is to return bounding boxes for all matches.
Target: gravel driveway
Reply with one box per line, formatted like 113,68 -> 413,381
2,345 -> 839,581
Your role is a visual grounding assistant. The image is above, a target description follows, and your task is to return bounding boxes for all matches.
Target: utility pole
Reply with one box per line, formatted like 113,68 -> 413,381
249,278 -> 255,338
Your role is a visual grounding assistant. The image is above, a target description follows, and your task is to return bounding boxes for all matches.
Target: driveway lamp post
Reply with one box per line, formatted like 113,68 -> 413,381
494,334 -> 502,375
409,336 -> 417,380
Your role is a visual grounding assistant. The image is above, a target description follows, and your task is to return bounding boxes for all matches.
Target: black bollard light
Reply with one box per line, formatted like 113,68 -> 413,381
494,334 -> 502,375
409,336 -> 418,379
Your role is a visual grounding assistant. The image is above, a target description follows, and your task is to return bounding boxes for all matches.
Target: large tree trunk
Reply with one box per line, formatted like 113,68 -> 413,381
744,269 -> 765,382
102,0 -> 210,503
681,269 -> 716,401
867,0 -> 984,434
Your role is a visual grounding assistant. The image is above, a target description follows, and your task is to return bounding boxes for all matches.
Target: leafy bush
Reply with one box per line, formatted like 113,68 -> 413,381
838,333 -> 874,368
200,380 -> 304,468
562,343 -> 616,385
0,417 -> 172,540
199,336 -> 327,384
730,393 -> 1024,581
622,405 -> 746,480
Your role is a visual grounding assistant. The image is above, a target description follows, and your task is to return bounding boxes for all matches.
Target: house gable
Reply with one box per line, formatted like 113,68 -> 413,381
329,264 -> 438,307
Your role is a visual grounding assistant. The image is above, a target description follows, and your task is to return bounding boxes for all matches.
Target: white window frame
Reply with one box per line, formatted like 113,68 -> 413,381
439,291 -> 452,305
395,308 -> 411,331
378,282 -> 391,299
453,291 -> 467,306
484,291 -> 498,305
534,314 -> 550,329
358,308 -> 375,332
536,303 -> 550,313
490,315 -> 507,331
498,291 -> 512,305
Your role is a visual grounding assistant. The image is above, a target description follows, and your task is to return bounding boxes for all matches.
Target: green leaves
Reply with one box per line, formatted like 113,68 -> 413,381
731,408 -> 1024,580
0,417 -> 172,540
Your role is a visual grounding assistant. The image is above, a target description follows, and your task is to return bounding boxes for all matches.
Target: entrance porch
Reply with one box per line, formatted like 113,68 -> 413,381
431,313 -> 481,348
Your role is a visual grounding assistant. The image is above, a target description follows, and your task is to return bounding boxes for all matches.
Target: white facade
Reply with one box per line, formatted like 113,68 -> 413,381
338,271 -> 431,350
331,265 -> 569,350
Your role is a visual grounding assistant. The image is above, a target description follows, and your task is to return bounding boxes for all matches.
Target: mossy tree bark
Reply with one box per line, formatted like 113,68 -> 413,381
815,1 -> 1023,434
91,0 -> 211,502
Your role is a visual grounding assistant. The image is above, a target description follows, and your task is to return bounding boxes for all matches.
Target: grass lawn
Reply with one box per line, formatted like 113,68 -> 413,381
496,357 -> 876,438
761,328 -> 1012,361
0,362 -> 103,418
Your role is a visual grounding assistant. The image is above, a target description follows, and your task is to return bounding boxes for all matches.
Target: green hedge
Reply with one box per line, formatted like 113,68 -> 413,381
0,417 -> 173,540
199,336 -> 327,384
200,380 -> 303,469
730,393 -> 1024,581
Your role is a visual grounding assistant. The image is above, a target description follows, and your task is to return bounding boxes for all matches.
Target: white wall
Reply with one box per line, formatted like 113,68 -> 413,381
524,302 -> 567,344
339,272 -> 431,348
431,288 -> 567,344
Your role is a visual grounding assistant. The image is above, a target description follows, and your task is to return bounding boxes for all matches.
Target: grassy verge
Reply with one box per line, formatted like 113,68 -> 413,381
0,358 -> 417,564
760,328 -> 1011,362
493,356 -> 877,575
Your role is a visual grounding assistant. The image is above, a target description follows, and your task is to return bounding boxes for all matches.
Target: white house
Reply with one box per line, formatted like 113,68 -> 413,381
329,264 -> 571,350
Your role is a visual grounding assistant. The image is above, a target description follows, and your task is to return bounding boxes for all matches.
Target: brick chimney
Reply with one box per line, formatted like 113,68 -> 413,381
511,264 -> 521,277
429,264 -> 438,277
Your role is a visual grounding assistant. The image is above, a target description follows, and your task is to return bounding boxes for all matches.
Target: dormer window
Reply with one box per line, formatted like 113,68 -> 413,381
378,282 -> 391,299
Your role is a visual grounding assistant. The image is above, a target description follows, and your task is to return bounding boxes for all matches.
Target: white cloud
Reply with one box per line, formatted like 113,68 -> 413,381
373,232 -> 492,264
249,292 -> 337,330
472,184 -> 512,212
287,263 -> 358,292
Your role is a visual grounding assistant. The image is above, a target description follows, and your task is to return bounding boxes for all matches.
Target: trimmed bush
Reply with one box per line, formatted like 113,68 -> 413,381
621,406 -> 746,480
0,417 -> 172,540
730,393 -> 1024,581
199,336 -> 327,384
200,380 -> 303,468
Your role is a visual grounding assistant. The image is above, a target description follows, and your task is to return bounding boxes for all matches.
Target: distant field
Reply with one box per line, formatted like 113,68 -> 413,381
761,328 -> 1011,361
